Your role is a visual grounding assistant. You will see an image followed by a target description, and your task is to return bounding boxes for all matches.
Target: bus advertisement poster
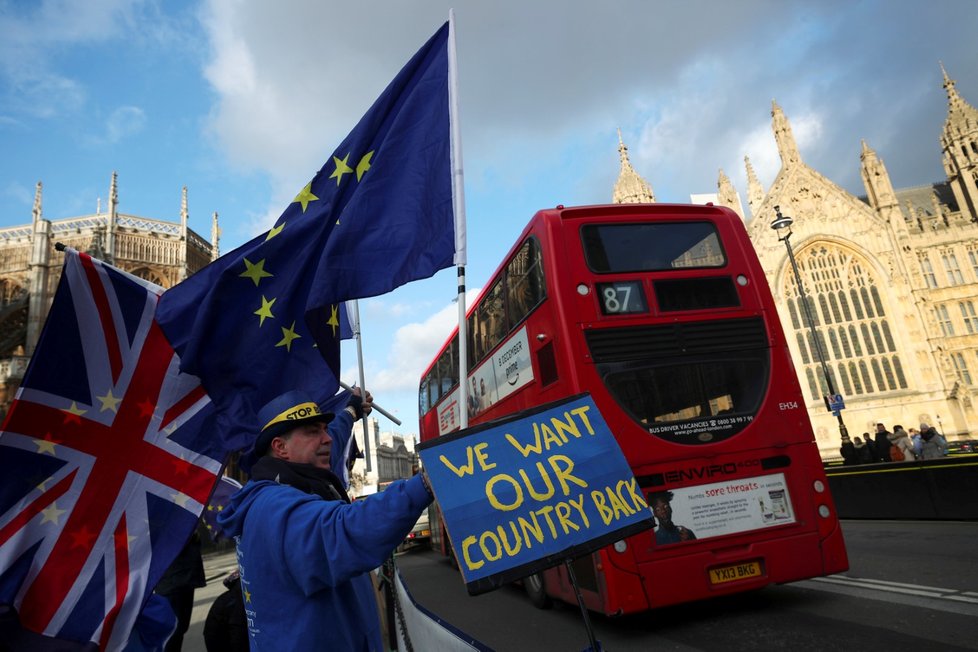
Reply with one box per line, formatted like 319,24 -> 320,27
648,472 -> 797,547
418,393 -> 654,595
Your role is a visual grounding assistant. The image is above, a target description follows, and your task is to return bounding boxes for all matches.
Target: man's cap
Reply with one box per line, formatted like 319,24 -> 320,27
252,390 -> 334,457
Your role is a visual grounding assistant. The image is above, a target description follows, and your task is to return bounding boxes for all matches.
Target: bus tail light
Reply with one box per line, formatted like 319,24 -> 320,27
613,540 -> 627,554
817,505 -> 831,518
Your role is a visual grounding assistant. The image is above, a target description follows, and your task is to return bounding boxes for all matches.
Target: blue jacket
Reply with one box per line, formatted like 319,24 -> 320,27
217,473 -> 431,651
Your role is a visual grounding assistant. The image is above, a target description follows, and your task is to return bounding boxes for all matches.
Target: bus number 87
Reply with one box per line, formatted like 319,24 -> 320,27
597,281 -> 647,315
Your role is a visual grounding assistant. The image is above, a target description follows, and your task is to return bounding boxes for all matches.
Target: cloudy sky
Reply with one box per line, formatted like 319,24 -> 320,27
1,0 -> 975,438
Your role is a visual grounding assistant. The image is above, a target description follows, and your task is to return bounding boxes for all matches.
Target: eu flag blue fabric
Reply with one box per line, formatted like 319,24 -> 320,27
156,21 -> 454,453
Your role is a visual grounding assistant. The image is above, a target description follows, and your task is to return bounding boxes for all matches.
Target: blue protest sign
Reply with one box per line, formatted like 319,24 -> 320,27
418,394 -> 654,595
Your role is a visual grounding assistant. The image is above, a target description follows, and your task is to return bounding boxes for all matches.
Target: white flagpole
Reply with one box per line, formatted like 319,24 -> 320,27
350,299 -> 372,472
449,9 -> 469,430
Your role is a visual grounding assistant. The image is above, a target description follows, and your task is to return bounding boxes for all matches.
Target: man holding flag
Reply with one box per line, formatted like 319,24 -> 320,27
204,18 -> 454,652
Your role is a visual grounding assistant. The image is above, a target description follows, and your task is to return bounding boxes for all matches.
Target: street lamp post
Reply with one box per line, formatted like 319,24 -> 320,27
771,206 -> 851,445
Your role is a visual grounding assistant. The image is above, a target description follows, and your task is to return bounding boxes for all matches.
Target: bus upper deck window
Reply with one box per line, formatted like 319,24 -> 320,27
581,222 -> 726,273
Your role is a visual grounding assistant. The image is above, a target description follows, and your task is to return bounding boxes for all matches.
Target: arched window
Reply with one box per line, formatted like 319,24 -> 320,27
787,299 -> 801,329
781,245 -> 905,399
871,287 -> 884,315
796,333 -> 810,364
819,295 -> 833,324
851,289 -> 864,319
893,356 -> 908,389
849,325 -> 863,355
861,324 -> 875,354
871,323 -> 885,352
838,291 -> 852,320
861,287 -> 875,318
829,294 -> 842,322
871,359 -> 886,391
859,361 -> 874,392
849,362 -> 864,394
881,357 -> 896,390
805,368 -> 819,401
838,363 -> 853,395
882,321 -> 896,352
840,328 -> 852,358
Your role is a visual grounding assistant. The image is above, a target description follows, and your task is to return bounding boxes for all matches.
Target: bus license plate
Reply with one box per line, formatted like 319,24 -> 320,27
709,561 -> 762,585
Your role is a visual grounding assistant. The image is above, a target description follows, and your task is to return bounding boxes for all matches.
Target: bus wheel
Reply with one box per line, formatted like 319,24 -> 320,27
524,572 -> 552,609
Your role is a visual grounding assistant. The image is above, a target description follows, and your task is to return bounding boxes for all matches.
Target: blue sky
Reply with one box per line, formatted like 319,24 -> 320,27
1,0 -> 976,439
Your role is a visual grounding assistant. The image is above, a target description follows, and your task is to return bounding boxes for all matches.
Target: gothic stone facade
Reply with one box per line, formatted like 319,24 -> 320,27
0,172 -> 219,412
615,66 -> 978,458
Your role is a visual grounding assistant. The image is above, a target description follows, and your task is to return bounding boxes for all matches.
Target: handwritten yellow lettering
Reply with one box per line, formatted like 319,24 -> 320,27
622,478 -> 648,512
554,502 -> 579,534
548,454 -> 588,496
535,505 -> 559,539
518,513 -> 545,547
474,442 -> 496,471
568,493 -> 589,528
505,428 -> 543,458
569,405 -> 595,435
551,412 -> 582,442
479,530 -> 503,562
540,423 -> 563,449
462,536 -> 484,570
591,490 -> 613,525
439,447 -> 476,477
606,485 -> 633,520
518,462 -> 555,501
486,474 -> 524,511
498,522 -> 523,556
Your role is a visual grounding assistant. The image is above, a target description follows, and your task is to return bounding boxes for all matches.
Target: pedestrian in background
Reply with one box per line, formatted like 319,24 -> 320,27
909,427 -> 923,458
853,436 -> 875,464
873,423 -> 893,463
919,422 -> 948,459
156,531 -> 206,652
888,425 -> 916,461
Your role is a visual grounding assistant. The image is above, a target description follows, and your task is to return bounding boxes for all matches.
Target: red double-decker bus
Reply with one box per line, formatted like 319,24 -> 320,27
418,203 -> 848,615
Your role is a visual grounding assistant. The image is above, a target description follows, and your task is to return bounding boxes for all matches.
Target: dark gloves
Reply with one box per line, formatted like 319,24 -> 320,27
347,393 -> 364,420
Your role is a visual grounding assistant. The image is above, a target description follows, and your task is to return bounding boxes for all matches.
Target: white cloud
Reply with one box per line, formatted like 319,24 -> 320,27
369,289 -> 481,393
105,106 -> 147,143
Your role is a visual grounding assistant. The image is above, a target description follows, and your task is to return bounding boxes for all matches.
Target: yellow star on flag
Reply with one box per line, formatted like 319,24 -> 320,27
240,258 -> 273,287
41,502 -> 67,525
34,435 -> 58,456
327,305 -> 341,337
244,587 -> 252,603
276,321 -> 301,352
97,389 -> 122,413
292,183 -> 319,213
265,222 -> 285,241
254,295 -> 277,327
356,151 -> 374,181
63,401 -> 87,423
330,153 -> 354,186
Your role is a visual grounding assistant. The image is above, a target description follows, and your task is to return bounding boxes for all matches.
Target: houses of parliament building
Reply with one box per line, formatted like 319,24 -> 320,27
2,65 -> 977,458
614,64 -> 978,455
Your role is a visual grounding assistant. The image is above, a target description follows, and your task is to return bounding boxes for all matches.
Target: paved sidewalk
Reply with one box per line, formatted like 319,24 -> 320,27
181,549 -> 238,652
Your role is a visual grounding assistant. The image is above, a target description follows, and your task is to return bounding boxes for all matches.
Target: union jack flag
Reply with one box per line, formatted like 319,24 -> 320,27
0,249 -> 223,650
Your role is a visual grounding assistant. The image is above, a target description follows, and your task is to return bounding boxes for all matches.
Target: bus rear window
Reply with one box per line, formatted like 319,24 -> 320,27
599,350 -> 768,444
581,222 -> 725,272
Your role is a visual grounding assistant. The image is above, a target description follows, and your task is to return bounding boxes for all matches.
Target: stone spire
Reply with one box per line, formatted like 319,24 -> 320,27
211,211 -> 221,261
744,155 -> 765,215
859,139 -> 897,210
104,171 -> 118,263
939,63 -> 978,220
771,100 -> 801,167
612,128 -> 655,204
716,168 -> 740,217
178,186 -> 189,282
32,182 -> 42,225
941,62 -> 978,135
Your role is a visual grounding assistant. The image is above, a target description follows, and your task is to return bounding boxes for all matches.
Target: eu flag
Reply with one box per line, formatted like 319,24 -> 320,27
156,21 -> 456,453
